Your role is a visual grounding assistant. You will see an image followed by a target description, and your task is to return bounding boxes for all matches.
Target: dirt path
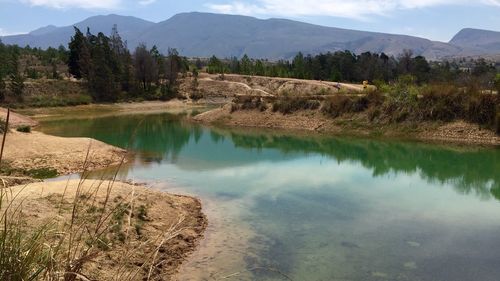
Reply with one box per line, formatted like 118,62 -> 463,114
7,179 -> 207,280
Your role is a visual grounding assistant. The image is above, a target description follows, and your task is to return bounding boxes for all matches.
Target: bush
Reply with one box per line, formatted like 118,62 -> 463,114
321,95 -> 353,118
27,167 -> 57,179
351,96 -> 369,112
418,84 -> 467,121
27,93 -> 92,108
16,125 -> 31,133
0,119 -> 5,134
272,96 -> 320,114
366,90 -> 385,106
232,96 -> 267,112
496,111 -> 500,135
367,108 -> 381,121
467,94 -> 498,126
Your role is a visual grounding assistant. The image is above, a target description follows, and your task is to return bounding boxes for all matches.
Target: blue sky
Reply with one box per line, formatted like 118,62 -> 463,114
0,0 -> 499,42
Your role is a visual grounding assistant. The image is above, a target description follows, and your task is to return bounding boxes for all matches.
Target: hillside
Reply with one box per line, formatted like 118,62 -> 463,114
450,28 -> 500,54
1,14 -> 154,49
1,12 -> 499,60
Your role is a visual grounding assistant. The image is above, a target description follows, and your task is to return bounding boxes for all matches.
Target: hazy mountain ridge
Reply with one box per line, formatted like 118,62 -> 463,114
1,12 -> 499,60
1,14 -> 154,49
450,28 -> 500,54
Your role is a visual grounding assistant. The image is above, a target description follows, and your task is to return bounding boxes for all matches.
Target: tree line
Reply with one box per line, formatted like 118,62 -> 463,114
67,25 -> 189,102
1,29 -> 499,104
205,51 -> 499,88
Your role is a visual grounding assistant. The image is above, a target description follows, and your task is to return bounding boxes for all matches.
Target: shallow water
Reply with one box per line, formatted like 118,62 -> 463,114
39,112 -> 500,281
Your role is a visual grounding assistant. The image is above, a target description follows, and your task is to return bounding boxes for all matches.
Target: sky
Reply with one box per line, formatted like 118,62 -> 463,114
0,0 -> 499,42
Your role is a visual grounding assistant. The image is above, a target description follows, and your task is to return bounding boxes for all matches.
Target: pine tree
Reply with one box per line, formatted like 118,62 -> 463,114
9,51 -> 24,102
292,52 -> 305,79
68,27 -> 87,78
495,73 -> 500,93
134,44 -> 157,92
87,32 -> 120,102
0,75 -> 6,102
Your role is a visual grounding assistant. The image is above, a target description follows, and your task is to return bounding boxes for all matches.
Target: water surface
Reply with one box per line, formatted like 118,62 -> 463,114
39,112 -> 500,281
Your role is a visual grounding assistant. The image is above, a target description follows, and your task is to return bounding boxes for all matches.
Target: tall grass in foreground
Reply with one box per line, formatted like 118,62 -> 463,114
0,186 -> 52,280
0,114 -> 187,280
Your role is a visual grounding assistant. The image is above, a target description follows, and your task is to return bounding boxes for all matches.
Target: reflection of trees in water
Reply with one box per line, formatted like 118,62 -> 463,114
229,133 -> 500,200
42,113 -> 202,163
43,114 -> 499,200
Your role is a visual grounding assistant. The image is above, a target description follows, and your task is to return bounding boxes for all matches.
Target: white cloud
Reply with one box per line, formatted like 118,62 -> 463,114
22,0 -> 121,9
0,28 -> 25,36
207,0 -> 500,19
138,0 -> 156,5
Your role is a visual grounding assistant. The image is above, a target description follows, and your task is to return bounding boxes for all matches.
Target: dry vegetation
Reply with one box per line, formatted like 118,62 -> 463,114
1,178 -> 206,281
0,109 -> 206,280
195,80 -> 500,145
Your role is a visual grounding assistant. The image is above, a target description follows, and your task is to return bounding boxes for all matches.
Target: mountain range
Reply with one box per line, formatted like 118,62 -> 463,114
1,12 -> 500,60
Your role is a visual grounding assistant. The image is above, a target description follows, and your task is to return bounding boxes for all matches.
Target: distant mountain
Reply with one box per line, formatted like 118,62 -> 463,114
29,25 -> 58,36
1,14 -> 154,49
1,12 -> 499,60
450,28 -> 500,55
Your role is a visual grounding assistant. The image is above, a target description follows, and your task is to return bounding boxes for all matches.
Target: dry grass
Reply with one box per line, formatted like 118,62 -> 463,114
0,111 -> 206,280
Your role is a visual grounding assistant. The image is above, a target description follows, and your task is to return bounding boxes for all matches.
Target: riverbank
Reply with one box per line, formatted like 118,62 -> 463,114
16,100 -> 206,121
6,179 -> 207,280
194,105 -> 500,146
0,108 -> 208,279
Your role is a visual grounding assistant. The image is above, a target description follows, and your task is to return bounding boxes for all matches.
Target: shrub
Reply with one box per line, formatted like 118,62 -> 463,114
16,125 -> 31,133
366,90 -> 385,106
233,96 -> 267,112
0,189 -> 51,281
418,84 -> 467,121
27,167 -> 57,179
321,95 -> 353,118
367,108 -> 381,121
0,119 -> 5,134
351,96 -> 369,112
467,94 -> 498,126
496,111 -> 500,135
27,94 -> 92,108
272,96 -> 320,114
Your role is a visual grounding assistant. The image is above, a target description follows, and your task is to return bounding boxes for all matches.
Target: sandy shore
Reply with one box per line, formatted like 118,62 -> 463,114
0,108 -> 209,279
7,179 -> 207,280
2,130 -> 127,176
17,100 -> 206,121
194,106 -> 500,146
0,107 -> 38,127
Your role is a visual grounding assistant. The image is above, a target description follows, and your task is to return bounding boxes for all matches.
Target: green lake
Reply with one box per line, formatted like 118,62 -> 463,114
39,111 -> 500,281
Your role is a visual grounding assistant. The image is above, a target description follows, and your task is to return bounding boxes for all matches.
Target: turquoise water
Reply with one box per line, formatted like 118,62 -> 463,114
40,112 -> 500,281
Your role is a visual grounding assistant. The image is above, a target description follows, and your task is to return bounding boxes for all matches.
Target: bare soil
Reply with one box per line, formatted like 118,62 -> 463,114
0,108 -> 38,127
2,130 -> 127,175
179,73 -> 370,104
17,100 -> 200,121
8,179 -> 207,280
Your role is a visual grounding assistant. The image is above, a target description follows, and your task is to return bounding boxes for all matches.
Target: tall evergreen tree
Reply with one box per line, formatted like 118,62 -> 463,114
292,52 -> 306,79
87,32 -> 120,102
67,27 -> 87,78
0,74 -> 6,102
134,44 -> 157,92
